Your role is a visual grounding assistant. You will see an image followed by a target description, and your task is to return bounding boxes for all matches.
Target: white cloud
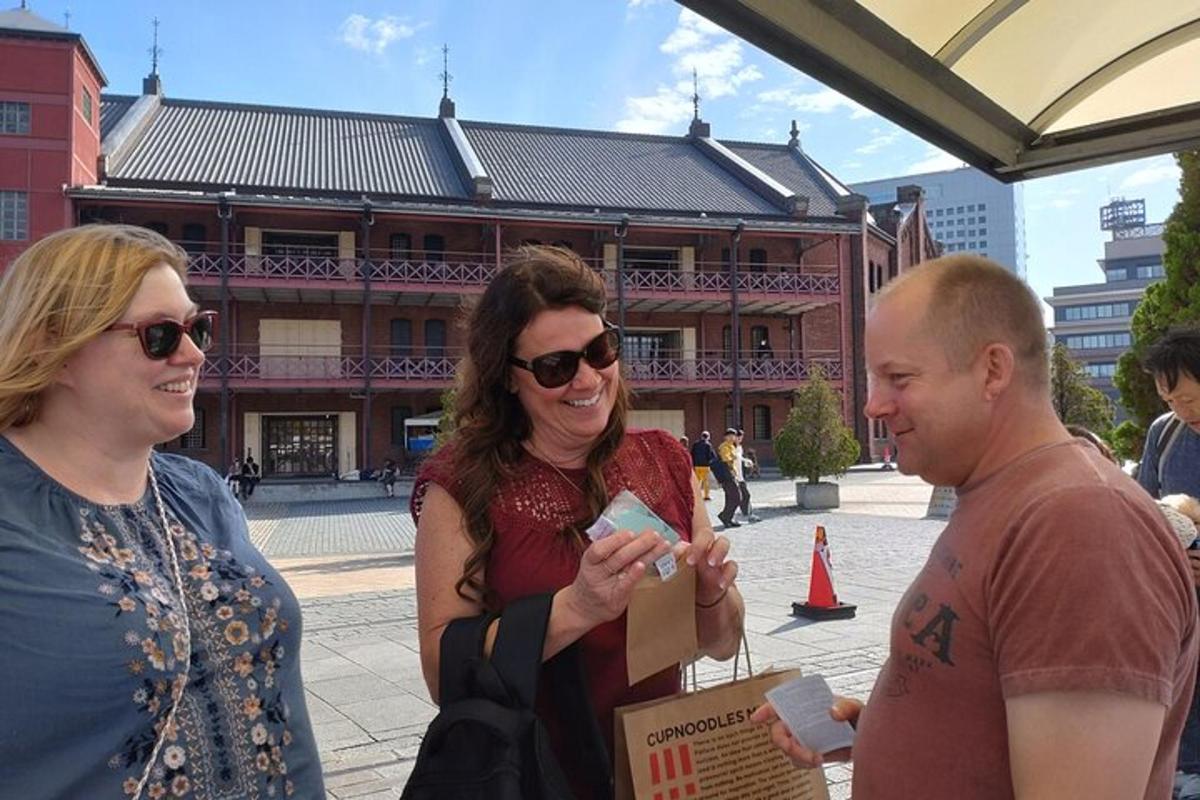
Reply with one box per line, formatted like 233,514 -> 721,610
1029,187 -> 1083,212
906,146 -> 966,174
617,8 -> 761,134
756,86 -> 872,119
1120,160 -> 1181,190
616,87 -> 694,134
338,14 -> 418,55
855,129 -> 900,155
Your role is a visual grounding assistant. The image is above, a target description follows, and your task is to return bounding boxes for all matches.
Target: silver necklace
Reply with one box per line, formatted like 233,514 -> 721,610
131,462 -> 193,800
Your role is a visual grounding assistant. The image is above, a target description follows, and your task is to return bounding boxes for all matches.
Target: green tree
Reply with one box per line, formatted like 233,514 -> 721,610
433,386 -> 457,450
773,367 -> 860,485
1115,150 -> 1200,454
1050,343 -> 1115,433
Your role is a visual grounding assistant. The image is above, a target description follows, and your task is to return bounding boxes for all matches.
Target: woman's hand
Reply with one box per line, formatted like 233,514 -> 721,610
561,530 -> 672,630
677,535 -> 737,607
750,696 -> 862,768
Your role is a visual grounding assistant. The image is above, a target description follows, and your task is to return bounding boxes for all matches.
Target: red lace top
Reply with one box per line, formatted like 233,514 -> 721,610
412,428 -> 696,790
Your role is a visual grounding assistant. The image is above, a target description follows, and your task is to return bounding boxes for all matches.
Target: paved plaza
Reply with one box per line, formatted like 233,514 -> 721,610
253,470 -> 945,799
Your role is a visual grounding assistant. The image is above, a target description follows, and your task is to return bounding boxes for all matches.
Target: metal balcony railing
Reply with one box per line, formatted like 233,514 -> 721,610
184,246 -> 840,297
200,345 -> 843,384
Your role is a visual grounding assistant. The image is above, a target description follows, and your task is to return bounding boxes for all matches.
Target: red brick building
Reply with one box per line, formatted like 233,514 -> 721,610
0,8 -> 936,478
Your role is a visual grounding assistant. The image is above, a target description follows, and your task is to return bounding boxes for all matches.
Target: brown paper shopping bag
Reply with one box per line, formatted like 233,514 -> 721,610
626,558 -> 698,686
614,669 -> 830,800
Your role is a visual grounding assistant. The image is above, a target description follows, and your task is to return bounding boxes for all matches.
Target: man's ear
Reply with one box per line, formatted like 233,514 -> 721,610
980,342 -> 1015,400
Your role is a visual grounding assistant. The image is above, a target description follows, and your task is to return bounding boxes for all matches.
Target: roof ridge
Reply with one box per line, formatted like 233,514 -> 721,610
152,96 -> 441,125
460,118 -> 690,143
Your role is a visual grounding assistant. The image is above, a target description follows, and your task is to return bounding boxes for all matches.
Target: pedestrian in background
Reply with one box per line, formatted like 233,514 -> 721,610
1133,324 -> 1200,799
733,429 -> 760,523
690,430 -> 716,501
714,428 -> 742,528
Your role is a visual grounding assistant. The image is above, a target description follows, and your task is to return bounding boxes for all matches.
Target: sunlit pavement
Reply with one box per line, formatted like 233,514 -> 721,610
266,469 -> 944,799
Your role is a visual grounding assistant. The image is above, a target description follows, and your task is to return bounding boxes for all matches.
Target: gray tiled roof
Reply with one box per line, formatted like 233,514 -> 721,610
98,94 -> 856,221
723,143 -> 841,217
100,93 -> 136,140
461,122 -> 779,216
106,99 -> 469,199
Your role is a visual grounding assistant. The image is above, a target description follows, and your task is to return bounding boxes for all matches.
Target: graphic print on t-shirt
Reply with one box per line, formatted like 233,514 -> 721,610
886,546 -> 964,696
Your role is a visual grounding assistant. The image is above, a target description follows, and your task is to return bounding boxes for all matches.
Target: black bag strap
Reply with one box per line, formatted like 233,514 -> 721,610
1158,413 -> 1185,482
490,593 -> 554,708
546,644 -> 613,800
438,609 -> 500,706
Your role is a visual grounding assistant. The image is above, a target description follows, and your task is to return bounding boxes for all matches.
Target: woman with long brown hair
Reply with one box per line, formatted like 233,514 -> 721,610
412,246 -> 744,794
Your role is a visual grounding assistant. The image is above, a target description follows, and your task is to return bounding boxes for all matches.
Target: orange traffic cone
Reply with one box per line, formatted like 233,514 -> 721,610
792,526 -> 857,620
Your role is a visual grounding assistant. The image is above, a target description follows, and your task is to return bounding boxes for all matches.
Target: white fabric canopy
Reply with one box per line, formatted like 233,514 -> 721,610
680,0 -> 1200,181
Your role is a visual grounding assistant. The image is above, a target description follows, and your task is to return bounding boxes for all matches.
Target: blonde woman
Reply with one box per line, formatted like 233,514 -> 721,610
0,225 -> 324,798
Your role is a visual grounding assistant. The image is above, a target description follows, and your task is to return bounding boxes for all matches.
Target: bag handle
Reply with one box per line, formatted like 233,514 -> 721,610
489,593 -> 555,708
684,630 -> 753,693
438,609 -> 500,706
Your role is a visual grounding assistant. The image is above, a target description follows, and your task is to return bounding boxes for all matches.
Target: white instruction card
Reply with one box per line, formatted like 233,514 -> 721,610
764,673 -> 856,755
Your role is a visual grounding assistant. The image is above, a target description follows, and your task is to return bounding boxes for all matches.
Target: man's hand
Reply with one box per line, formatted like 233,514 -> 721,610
750,696 -> 862,768
1187,549 -> 1200,588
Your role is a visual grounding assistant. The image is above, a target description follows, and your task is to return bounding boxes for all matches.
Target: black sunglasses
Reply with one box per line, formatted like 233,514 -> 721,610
106,310 -> 219,360
509,322 -> 622,389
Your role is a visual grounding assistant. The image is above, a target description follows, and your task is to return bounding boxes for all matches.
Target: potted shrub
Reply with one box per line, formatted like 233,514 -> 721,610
773,367 -> 860,510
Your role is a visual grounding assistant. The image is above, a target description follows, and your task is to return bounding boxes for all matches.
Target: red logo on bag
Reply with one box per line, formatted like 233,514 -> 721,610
649,743 -> 697,799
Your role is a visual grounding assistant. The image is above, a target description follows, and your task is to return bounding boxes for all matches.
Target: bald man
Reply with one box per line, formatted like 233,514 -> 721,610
754,255 -> 1197,799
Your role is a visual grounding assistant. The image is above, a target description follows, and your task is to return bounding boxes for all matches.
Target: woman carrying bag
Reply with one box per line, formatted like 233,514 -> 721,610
411,246 -> 745,799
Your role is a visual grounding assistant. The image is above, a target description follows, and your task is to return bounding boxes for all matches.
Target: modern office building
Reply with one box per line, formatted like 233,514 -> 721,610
0,7 -> 935,475
1045,198 -> 1165,419
852,165 -> 1026,278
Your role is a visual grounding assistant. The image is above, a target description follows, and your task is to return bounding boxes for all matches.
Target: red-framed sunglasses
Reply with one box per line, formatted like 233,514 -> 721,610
508,321 -> 622,389
106,310 -> 219,360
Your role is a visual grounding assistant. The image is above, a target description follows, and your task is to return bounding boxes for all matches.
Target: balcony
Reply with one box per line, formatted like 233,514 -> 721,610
199,345 -> 843,394
184,247 -> 840,313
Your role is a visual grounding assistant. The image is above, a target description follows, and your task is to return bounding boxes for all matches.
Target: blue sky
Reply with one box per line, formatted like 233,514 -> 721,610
41,0 -> 1184,316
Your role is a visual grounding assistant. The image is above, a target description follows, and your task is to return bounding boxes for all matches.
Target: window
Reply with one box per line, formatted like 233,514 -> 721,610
1065,333 -> 1132,350
968,217 -> 976,225
752,405 -> 771,441
724,405 -> 736,431
956,205 -> 964,213
748,248 -> 767,273
750,326 -> 771,358
0,101 -> 30,134
81,87 -> 93,126
423,234 -> 445,262
262,231 -> 337,257
978,203 -> 986,211
1137,264 -> 1165,279
391,405 -> 413,447
967,204 -> 976,212
390,318 -> 412,356
978,240 -> 987,248
0,191 -> 28,240
390,233 -> 412,260
179,408 -> 205,450
978,227 -> 987,236
1084,363 -> 1117,378
934,209 -> 943,216
145,221 -> 169,237
424,319 -> 447,357
722,325 -> 732,359
968,230 -> 976,237
1105,268 -> 1127,282
181,223 -> 207,254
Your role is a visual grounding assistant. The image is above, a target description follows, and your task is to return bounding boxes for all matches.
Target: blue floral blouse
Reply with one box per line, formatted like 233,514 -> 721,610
0,437 -> 325,799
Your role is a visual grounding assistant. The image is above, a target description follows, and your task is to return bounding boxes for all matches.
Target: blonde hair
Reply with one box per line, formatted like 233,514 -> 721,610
0,224 -> 188,430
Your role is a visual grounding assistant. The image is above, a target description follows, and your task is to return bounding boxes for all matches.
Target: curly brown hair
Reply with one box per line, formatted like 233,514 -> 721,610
451,245 -> 629,602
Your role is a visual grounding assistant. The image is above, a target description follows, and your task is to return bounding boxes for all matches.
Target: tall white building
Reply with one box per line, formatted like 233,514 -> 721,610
851,166 -> 1026,278
1045,198 -> 1165,420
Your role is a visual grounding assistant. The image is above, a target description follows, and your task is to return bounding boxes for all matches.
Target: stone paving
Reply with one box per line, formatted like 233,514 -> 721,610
263,471 -> 944,799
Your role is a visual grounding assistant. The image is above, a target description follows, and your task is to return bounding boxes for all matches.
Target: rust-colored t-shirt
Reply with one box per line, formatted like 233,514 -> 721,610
412,428 -> 695,796
853,440 -> 1198,799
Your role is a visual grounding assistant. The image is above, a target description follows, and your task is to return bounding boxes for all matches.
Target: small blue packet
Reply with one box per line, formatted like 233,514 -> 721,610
586,489 -> 680,579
